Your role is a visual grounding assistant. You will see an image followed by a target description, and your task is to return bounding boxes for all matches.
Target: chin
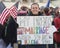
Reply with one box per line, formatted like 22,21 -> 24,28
33,13 -> 38,14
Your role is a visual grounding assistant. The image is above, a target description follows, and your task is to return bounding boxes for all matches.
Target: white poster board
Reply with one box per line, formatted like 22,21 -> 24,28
17,16 -> 56,45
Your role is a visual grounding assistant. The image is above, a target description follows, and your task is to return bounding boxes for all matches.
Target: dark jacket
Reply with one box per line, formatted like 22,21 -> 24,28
28,11 -> 43,16
0,24 -> 4,38
4,16 -> 18,46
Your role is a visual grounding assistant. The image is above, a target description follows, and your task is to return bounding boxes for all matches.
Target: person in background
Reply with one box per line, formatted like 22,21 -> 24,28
43,7 -> 50,16
53,14 -> 60,32
49,7 -> 54,15
54,7 -> 60,18
28,3 -> 42,16
40,6 -> 45,15
18,6 -> 28,16
2,16 -> 18,48
53,14 -> 60,47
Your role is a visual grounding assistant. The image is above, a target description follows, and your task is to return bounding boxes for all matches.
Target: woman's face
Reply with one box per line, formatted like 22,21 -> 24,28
31,4 -> 39,15
55,8 -> 59,13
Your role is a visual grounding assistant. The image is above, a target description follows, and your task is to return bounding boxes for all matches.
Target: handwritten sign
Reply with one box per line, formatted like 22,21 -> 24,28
17,16 -> 54,44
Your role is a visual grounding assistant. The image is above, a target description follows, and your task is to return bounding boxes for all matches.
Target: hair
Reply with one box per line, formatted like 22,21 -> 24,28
21,6 -> 27,11
31,3 -> 39,8
44,7 -> 49,15
54,7 -> 59,12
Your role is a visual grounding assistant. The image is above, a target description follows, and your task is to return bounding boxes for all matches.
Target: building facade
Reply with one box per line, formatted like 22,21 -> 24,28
2,0 -> 48,3
1,0 -> 57,8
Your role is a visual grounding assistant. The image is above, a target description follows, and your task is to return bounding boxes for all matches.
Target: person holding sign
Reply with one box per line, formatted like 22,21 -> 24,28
28,3 -> 42,16
27,3 -> 46,48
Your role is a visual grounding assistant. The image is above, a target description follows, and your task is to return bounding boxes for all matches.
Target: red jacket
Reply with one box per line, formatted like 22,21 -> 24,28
53,17 -> 60,30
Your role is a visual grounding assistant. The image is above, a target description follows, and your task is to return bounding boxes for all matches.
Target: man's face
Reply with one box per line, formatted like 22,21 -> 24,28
31,4 -> 39,15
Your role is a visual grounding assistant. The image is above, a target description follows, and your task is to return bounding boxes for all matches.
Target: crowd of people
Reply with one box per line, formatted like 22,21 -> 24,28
18,3 -> 60,17
17,3 -> 60,48
17,2 -> 60,33
0,3 -> 60,48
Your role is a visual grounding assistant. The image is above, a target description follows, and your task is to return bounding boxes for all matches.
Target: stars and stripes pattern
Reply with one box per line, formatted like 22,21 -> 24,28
0,1 -> 19,25
9,1 -> 19,19
9,5 -> 17,19
0,8 -> 10,25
